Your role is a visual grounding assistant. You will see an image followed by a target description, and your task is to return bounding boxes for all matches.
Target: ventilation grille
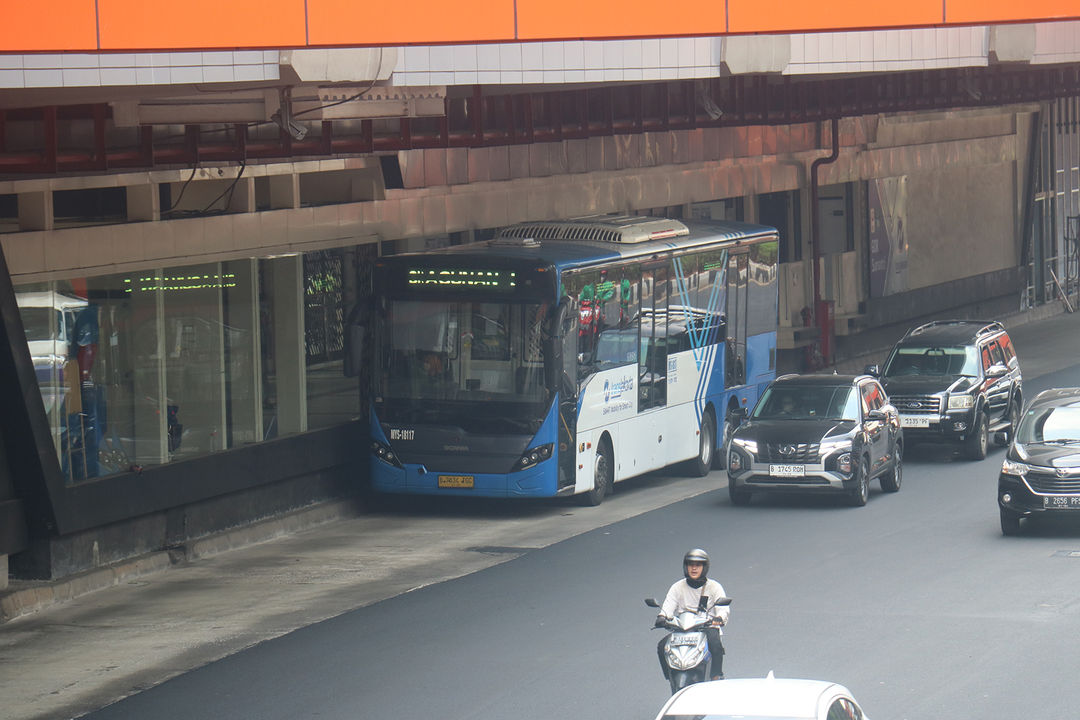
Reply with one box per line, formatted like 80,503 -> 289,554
497,218 -> 689,244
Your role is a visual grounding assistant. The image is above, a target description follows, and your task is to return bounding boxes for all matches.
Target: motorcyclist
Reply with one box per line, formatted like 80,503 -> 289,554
655,548 -> 730,681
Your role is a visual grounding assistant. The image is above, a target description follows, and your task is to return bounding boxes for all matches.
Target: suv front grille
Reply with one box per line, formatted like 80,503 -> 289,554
1025,469 -> 1080,494
890,395 -> 942,414
760,442 -> 820,463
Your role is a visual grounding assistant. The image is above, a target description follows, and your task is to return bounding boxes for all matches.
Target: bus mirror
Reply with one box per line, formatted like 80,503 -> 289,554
343,325 -> 366,378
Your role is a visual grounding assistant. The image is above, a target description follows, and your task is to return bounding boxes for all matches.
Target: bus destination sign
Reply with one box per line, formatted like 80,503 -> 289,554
407,268 -> 517,290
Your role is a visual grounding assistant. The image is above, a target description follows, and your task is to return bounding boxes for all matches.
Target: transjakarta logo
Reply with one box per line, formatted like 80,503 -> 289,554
602,375 -> 635,415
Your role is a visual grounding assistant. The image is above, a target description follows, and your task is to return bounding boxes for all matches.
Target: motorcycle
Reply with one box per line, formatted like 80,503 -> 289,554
646,595 -> 732,694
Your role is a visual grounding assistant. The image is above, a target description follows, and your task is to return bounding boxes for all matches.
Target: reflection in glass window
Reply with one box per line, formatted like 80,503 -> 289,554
754,385 -> 859,421
883,346 -> 979,377
1017,406 -> 1080,443
14,243 -> 369,484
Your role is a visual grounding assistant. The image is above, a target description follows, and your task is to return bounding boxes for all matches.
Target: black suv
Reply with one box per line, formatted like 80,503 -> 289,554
726,373 -> 903,507
870,320 -> 1023,460
997,388 -> 1080,535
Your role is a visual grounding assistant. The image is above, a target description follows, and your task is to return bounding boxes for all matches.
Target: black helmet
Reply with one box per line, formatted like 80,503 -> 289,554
683,548 -> 710,588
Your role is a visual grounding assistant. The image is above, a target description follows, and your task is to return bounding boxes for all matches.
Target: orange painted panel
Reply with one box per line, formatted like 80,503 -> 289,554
516,0 -> 725,40
0,1 -> 98,52
97,0 -> 307,50
947,0 -> 1080,23
307,0 -> 515,45
729,0 -> 943,34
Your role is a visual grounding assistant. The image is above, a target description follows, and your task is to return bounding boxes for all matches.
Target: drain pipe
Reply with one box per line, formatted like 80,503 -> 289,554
809,117 -> 840,365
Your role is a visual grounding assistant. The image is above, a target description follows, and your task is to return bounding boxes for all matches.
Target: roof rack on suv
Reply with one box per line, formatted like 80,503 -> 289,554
905,319 -> 1004,339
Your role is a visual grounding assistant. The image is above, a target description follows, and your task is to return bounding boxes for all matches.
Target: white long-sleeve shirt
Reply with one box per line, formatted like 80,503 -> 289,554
660,578 -> 730,633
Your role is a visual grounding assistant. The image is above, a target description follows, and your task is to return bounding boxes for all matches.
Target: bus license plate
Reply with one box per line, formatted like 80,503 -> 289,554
900,415 -> 931,428
770,464 -> 805,478
438,475 -> 474,488
1043,496 -> 1080,509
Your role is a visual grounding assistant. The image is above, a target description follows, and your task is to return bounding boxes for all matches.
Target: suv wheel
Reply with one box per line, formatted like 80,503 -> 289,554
1000,508 -> 1022,536
1006,397 -> 1022,443
848,457 -> 870,507
964,412 -> 988,461
880,443 -> 902,493
728,481 -> 752,506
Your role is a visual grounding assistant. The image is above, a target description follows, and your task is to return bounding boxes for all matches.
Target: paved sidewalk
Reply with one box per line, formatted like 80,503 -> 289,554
1,305 -> 1078,720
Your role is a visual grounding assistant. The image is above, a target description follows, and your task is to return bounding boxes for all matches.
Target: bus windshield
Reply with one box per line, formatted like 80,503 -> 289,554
376,299 -> 550,429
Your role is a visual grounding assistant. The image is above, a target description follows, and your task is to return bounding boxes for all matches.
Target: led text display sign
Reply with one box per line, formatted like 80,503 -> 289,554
407,268 -> 518,291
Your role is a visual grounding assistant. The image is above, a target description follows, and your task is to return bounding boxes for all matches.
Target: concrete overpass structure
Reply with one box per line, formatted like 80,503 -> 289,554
2,13 -> 1080,585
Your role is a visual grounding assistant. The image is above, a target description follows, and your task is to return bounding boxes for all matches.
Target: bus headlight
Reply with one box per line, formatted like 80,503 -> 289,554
516,443 -> 554,471
372,440 -> 404,468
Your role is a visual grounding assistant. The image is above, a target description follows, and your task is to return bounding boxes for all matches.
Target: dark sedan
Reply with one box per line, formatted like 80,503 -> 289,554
726,373 -> 904,507
997,388 -> 1080,535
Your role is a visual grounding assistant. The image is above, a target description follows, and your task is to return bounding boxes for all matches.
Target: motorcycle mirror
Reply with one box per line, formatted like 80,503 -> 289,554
644,598 -> 660,608
714,596 -> 733,607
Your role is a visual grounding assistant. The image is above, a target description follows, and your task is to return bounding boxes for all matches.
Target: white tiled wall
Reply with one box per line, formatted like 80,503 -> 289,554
392,38 -> 725,86
1033,21 -> 1080,64
0,51 -> 281,89
786,27 -> 989,75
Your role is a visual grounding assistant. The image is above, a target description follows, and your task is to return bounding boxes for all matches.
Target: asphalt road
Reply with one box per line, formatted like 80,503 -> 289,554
74,362 -> 1080,720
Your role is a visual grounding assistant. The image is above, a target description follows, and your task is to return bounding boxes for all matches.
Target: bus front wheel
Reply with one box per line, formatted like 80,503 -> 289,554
581,441 -> 613,506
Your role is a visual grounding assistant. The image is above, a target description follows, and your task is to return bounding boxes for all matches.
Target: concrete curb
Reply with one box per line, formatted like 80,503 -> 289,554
0,552 -> 172,623
0,499 -> 362,624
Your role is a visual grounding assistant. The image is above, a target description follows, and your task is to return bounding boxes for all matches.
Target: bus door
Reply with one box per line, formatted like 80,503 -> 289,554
555,298 -> 578,493
638,265 -> 669,469
725,252 -> 749,387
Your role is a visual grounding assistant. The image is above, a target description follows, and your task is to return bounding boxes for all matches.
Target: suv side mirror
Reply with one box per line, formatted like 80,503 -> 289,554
986,363 -> 1008,379
866,409 -> 887,422
729,406 -> 748,424
863,364 -> 880,377
993,430 -> 1009,446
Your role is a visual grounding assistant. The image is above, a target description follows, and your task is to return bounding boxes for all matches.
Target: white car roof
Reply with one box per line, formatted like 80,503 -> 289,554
15,291 -> 88,311
655,676 -> 856,719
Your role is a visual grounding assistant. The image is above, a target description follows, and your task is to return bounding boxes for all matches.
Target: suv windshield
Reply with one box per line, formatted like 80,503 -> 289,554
883,345 -> 979,377
752,385 -> 859,421
1016,405 -> 1080,444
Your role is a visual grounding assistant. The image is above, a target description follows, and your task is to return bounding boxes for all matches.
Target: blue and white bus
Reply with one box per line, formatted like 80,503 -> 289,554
368,215 -> 779,504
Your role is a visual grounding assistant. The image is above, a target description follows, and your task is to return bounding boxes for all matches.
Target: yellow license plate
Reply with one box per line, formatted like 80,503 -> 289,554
438,475 -> 474,488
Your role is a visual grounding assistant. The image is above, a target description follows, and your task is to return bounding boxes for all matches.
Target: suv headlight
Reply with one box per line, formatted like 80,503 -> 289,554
819,438 -> 852,456
948,394 -> 974,410
1001,458 -> 1030,477
731,437 -> 758,456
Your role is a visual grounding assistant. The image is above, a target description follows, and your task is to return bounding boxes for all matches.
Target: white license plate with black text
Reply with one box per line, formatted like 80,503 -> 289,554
1043,496 -> 1080,509
900,415 -> 932,428
769,464 -> 805,478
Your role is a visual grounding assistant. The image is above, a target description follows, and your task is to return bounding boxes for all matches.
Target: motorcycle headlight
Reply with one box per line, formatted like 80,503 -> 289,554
1001,458 -> 1030,477
948,394 -> 974,410
666,643 -> 706,671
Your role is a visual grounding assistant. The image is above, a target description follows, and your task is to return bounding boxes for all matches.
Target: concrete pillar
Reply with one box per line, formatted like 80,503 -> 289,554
133,272 -> 168,465
268,174 -> 299,210
18,191 -> 53,231
223,259 -> 261,446
0,554 -> 7,590
126,184 -> 159,222
228,177 -> 256,213
270,255 -> 307,435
